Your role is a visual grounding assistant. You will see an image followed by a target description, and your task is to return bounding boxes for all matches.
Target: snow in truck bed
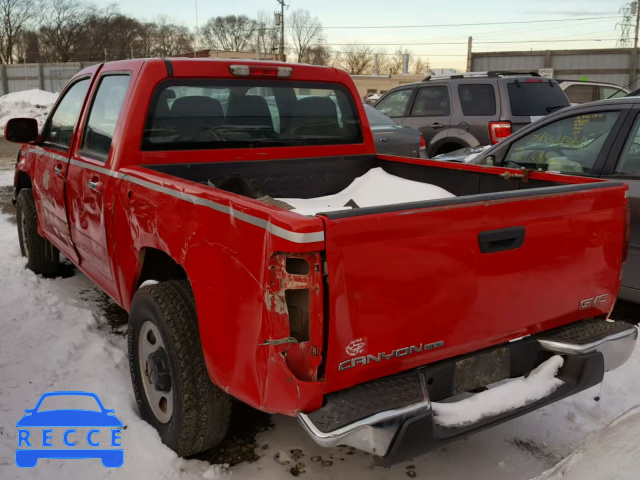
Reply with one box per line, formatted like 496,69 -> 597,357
278,167 -> 455,216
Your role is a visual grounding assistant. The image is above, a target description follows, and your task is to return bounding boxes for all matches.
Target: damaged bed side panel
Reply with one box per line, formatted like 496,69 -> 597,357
109,167 -> 326,415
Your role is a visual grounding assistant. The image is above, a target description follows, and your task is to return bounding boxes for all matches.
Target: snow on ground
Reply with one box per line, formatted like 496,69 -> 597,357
533,406 -> 640,480
0,167 -> 639,480
0,89 -> 58,134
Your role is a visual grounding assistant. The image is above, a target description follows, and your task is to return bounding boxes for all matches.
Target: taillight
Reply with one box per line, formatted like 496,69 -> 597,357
264,252 -> 323,381
489,121 -> 512,144
419,134 -> 426,151
525,78 -> 544,83
229,64 -> 293,78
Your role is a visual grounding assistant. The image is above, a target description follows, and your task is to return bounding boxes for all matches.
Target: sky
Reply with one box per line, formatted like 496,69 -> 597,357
115,0 -> 628,70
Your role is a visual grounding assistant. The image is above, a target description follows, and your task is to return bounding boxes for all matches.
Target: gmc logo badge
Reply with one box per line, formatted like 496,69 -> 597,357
579,294 -> 609,310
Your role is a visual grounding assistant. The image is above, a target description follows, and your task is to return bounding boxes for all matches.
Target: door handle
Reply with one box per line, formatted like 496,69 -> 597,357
430,123 -> 444,130
379,137 -> 390,142
88,177 -> 101,192
478,226 -> 526,254
54,164 -> 63,176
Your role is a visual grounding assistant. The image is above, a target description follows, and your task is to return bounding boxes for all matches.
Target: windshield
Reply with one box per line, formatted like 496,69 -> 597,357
364,104 -> 397,126
507,80 -> 570,116
36,394 -> 102,412
142,80 -> 362,151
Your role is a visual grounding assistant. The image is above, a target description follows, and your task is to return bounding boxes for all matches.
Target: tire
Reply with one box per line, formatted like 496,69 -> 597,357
128,280 -> 231,456
16,188 -> 59,277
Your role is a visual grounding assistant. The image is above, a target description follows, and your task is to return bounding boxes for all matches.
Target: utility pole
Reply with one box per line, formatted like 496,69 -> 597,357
466,36 -> 473,72
635,1 -> 640,49
194,0 -> 199,58
632,2 -> 640,88
276,0 -> 286,61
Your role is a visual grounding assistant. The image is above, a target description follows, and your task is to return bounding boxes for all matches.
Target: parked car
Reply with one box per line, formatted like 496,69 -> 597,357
364,104 -> 426,158
453,96 -> 640,304
372,71 -> 570,157
556,79 -> 629,105
8,58 -> 635,466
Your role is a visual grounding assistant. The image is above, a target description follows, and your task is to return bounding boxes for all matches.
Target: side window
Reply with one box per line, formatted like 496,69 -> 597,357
616,115 -> 640,176
504,111 -> 620,174
374,89 -> 412,118
564,84 -> 595,104
600,86 -> 626,100
458,84 -> 496,116
410,86 -> 450,117
81,75 -> 130,160
42,78 -> 90,149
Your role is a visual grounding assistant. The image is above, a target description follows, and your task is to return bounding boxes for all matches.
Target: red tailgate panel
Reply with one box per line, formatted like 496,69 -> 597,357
321,186 -> 627,393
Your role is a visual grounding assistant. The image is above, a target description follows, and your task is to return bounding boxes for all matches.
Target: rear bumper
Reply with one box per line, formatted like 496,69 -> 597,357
299,319 -> 637,466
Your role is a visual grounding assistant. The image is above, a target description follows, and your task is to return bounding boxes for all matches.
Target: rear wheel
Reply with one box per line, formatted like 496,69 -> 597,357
128,280 -> 231,456
16,188 -> 59,277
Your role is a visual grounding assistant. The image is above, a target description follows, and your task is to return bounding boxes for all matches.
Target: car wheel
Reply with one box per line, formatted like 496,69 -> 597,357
128,280 -> 231,456
16,188 -> 59,277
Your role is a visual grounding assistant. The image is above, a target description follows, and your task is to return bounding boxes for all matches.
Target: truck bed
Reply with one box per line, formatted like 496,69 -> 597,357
145,154 -> 605,209
144,155 -> 628,392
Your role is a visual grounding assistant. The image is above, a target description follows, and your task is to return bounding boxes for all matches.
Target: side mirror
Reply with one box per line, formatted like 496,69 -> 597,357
5,118 -> 38,144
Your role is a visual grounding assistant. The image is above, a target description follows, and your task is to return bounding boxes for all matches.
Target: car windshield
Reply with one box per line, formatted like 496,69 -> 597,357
507,80 -> 570,116
142,80 -> 362,151
364,104 -> 397,126
36,394 -> 102,412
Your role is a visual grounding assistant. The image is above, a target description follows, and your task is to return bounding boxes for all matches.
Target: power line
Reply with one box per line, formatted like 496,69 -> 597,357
311,15 -> 621,29
321,38 -> 619,46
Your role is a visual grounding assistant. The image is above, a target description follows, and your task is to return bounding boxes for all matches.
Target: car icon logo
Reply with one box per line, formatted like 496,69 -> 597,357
15,391 -> 123,468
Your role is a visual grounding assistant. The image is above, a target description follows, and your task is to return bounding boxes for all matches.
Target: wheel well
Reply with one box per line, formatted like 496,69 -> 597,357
434,142 -> 465,156
16,171 -> 32,193
136,248 -> 187,289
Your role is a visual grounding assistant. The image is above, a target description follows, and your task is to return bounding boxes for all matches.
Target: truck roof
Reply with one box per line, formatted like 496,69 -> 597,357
76,58 -> 347,82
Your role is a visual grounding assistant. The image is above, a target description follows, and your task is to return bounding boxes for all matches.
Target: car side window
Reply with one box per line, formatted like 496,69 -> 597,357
81,75 -> 130,160
458,84 -> 496,116
374,89 -> 412,118
504,111 -> 620,174
410,86 -> 450,117
42,78 -> 90,149
564,84 -> 595,104
616,115 -> 640,176
600,86 -> 626,100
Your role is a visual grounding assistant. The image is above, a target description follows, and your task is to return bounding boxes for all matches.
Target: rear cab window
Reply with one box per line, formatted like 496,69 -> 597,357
506,79 -> 570,117
143,80 -> 362,151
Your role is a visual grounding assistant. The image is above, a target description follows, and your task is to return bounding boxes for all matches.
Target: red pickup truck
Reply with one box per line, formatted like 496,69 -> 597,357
8,58 -> 637,465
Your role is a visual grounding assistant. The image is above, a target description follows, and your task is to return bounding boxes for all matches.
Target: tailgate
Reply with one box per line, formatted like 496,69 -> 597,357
321,182 -> 627,393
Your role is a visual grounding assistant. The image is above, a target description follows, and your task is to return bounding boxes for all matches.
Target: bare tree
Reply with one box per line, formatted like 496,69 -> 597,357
340,43 -> 374,75
412,57 -> 428,75
255,11 -> 279,56
288,9 -> 322,63
149,16 -> 192,57
372,48 -> 389,75
308,44 -> 331,66
38,0 -> 92,62
389,47 -> 411,74
200,15 -> 257,52
14,28 -> 39,62
0,0 -> 35,63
